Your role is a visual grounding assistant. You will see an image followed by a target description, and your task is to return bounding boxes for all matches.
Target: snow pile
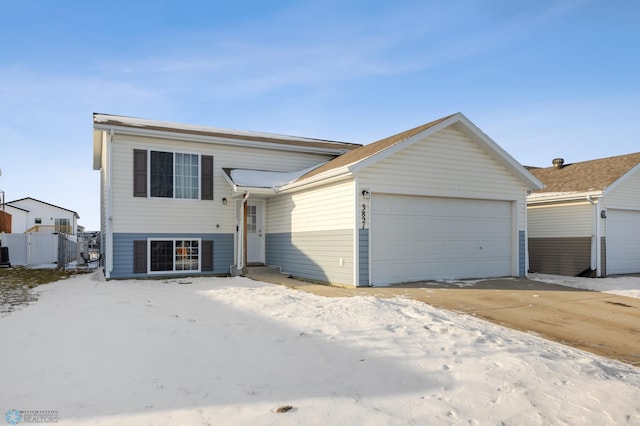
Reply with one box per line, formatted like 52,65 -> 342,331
1,273 -> 639,425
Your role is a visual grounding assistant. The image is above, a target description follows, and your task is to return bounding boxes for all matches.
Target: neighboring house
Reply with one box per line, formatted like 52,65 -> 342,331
0,209 -> 12,233
527,153 -> 640,277
0,189 -> 10,232
1,198 -> 81,266
3,197 -> 79,236
93,112 -> 542,285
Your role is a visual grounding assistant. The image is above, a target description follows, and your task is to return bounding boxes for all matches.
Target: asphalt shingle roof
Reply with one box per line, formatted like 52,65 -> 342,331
529,152 -> 640,193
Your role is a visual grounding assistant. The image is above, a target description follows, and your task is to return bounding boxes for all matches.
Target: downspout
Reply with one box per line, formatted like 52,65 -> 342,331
523,190 -> 529,277
236,192 -> 250,271
587,195 -> 601,276
106,129 -> 114,279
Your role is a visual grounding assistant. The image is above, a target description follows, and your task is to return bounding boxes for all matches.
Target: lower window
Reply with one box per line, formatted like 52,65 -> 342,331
150,239 -> 200,272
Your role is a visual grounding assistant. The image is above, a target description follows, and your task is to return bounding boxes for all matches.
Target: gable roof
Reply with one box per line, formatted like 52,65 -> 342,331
3,204 -> 28,213
93,113 -> 361,157
5,197 -> 80,218
299,114 -> 456,180
529,152 -> 640,194
291,112 -> 542,190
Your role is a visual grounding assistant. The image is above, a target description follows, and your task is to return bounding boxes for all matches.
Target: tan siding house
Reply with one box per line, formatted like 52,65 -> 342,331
527,153 -> 640,276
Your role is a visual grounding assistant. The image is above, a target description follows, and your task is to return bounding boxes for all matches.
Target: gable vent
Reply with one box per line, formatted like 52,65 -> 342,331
552,158 -> 565,169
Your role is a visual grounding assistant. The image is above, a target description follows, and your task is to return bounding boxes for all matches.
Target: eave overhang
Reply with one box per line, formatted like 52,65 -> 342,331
527,190 -> 603,205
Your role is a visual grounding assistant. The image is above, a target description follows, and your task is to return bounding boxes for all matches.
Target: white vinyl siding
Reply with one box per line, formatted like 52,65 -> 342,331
528,202 -> 593,238
109,134 -> 334,234
603,170 -> 640,274
267,179 -> 355,285
604,168 -> 640,211
267,179 -> 355,233
358,126 -> 529,229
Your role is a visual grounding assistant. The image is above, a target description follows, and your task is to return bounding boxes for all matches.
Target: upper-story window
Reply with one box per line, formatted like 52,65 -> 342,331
134,149 -> 214,200
150,151 -> 199,199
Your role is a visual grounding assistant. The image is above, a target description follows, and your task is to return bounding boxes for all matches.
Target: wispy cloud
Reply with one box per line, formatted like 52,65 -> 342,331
80,0 -> 593,104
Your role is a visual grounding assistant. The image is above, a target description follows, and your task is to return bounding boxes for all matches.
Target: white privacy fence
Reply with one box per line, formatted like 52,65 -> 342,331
0,233 -> 78,266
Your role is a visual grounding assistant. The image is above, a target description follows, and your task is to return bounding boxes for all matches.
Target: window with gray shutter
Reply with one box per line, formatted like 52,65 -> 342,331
133,150 -> 148,197
133,240 -> 147,273
202,240 -> 213,271
134,150 -> 212,200
201,155 -> 214,200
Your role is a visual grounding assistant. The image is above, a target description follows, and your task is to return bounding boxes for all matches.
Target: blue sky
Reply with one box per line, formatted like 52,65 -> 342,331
1,0 -> 639,230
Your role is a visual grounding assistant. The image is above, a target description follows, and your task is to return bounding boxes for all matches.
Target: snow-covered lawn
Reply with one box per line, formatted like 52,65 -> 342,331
1,273 -> 639,425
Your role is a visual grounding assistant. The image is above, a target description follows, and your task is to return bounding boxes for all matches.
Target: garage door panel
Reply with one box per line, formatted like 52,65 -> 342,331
607,209 -> 640,274
377,215 -> 508,239
374,258 -> 509,283
371,195 -> 512,285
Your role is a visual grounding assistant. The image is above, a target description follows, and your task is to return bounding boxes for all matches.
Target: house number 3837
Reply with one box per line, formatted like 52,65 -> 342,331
361,204 -> 367,229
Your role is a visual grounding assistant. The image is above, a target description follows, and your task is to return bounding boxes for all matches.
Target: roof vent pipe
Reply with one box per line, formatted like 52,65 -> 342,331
552,158 -> 565,169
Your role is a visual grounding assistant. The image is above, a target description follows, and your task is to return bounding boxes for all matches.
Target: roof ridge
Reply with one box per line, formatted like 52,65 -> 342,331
535,151 -> 640,170
6,197 -> 80,217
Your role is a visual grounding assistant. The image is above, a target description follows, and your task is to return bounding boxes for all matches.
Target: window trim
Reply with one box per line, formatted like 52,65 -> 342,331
148,150 -> 202,200
147,238 -> 202,274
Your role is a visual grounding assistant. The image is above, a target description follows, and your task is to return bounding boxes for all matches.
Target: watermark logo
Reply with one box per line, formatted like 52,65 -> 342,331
4,410 -> 59,424
5,410 -> 22,425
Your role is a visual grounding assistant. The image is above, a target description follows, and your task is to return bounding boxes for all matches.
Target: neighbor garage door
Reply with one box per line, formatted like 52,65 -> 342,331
370,195 -> 513,285
607,209 -> 640,275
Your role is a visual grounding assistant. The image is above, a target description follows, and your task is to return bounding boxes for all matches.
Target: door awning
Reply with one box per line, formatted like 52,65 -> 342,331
222,164 -> 324,196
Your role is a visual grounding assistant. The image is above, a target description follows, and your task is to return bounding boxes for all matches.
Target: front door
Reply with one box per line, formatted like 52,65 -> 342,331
246,201 -> 264,264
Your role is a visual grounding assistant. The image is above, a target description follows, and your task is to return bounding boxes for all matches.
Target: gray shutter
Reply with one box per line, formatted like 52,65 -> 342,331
202,240 -> 214,271
133,149 -> 147,197
201,155 -> 214,200
133,240 -> 147,273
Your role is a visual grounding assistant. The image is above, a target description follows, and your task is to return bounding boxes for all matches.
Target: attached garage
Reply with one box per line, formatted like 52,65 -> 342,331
370,195 -> 513,285
273,112 -> 541,286
606,209 -> 640,275
528,153 -> 640,278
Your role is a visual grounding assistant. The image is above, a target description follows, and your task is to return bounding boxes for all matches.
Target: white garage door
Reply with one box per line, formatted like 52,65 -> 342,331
371,195 -> 513,285
607,209 -> 640,275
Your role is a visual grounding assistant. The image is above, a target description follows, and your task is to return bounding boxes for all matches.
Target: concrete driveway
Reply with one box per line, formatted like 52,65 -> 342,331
250,272 -> 640,366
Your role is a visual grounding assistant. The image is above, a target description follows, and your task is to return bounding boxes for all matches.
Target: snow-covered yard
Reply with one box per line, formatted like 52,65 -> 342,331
1,272 -> 639,425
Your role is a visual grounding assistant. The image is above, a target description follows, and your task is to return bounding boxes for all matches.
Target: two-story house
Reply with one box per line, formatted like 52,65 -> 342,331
93,112 -> 541,286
